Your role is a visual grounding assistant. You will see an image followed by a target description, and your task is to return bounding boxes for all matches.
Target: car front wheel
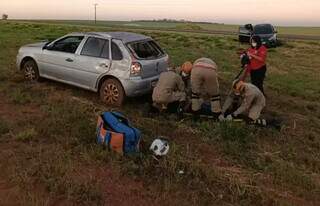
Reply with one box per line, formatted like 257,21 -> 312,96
23,59 -> 40,82
99,78 -> 125,107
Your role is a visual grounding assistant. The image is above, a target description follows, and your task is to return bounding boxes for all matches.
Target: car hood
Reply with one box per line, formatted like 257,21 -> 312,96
18,42 -> 47,54
24,42 -> 47,48
256,34 -> 274,38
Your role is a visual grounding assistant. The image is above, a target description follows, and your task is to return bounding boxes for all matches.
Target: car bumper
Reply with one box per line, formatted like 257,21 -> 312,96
121,75 -> 159,97
262,40 -> 277,47
16,53 -> 23,70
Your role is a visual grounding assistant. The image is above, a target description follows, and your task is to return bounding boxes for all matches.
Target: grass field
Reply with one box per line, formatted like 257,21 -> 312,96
0,20 -> 320,205
15,19 -> 320,37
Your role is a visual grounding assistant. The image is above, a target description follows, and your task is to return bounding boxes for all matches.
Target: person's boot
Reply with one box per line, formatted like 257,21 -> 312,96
253,119 -> 267,127
211,112 -> 222,122
176,101 -> 185,120
247,118 -> 267,127
192,110 -> 201,122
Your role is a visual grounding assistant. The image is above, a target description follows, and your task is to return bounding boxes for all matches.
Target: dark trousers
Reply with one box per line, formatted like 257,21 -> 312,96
251,65 -> 266,94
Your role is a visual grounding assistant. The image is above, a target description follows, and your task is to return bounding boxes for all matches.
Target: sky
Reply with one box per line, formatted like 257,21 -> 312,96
1,0 -> 320,26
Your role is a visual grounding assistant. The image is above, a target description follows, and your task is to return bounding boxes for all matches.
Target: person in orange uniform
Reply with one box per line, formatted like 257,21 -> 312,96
241,35 -> 268,95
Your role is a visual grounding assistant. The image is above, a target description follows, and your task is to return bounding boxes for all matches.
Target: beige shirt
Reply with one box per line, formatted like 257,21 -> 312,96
152,70 -> 186,104
222,83 -> 266,116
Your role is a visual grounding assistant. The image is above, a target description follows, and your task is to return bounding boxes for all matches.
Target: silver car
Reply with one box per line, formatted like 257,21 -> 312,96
16,32 -> 169,106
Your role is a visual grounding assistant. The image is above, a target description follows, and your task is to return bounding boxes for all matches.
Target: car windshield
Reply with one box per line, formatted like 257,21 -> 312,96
253,25 -> 273,34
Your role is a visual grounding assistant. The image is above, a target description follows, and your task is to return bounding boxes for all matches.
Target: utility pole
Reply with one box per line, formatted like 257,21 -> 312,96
94,3 -> 98,24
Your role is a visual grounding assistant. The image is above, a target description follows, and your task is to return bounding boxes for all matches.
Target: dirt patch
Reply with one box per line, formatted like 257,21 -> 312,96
0,177 -> 20,206
0,93 -> 44,125
99,168 -> 153,206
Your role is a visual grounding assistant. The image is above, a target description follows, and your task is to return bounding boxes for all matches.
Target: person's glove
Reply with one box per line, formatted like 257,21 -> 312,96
226,113 -> 237,121
226,114 -> 233,121
218,114 -> 225,122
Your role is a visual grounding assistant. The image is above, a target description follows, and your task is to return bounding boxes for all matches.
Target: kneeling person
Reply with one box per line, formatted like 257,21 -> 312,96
222,80 -> 266,122
152,68 -> 186,112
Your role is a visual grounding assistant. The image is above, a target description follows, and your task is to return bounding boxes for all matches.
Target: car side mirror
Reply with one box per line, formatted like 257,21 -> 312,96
43,42 -> 52,50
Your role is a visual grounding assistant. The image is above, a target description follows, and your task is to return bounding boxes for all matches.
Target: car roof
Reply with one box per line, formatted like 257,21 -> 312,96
69,32 -> 151,43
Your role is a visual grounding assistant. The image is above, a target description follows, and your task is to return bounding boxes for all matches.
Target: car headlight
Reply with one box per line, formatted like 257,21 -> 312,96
269,34 -> 277,41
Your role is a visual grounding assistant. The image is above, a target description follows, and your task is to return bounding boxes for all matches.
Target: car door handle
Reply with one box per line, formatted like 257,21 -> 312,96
66,58 -> 74,62
99,63 -> 108,68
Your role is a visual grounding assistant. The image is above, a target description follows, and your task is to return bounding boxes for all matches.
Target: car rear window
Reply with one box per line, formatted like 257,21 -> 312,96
128,40 -> 164,59
239,26 -> 251,34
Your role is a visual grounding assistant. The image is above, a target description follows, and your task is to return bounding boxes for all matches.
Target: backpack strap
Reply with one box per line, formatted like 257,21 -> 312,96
110,112 -> 130,126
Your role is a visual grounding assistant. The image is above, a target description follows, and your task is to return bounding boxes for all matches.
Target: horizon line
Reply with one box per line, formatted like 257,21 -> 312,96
6,18 -> 320,28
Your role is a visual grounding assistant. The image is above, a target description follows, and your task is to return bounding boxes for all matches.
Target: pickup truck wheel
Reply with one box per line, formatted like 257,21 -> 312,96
100,79 -> 125,107
23,60 -> 40,82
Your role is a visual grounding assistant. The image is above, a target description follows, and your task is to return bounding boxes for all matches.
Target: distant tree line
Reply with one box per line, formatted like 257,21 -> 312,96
2,14 -> 8,20
132,19 -> 224,25
133,19 -> 191,23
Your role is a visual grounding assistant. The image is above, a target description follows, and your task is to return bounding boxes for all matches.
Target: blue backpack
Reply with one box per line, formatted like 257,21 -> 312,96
96,112 -> 141,154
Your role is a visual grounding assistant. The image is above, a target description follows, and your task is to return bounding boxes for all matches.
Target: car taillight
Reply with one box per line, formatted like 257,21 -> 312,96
131,62 -> 141,76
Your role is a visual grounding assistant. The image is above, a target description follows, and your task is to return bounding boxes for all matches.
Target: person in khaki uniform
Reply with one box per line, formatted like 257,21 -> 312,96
175,61 -> 193,101
152,68 -> 186,110
191,58 -> 222,118
222,80 -> 266,121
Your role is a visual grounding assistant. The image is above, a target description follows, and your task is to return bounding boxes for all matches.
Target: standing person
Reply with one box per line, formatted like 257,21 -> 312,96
191,57 -> 222,120
222,80 -> 266,122
242,35 -> 268,94
152,67 -> 186,112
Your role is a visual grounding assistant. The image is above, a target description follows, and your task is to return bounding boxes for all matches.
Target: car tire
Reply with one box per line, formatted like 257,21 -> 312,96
23,59 -> 40,82
99,78 -> 125,107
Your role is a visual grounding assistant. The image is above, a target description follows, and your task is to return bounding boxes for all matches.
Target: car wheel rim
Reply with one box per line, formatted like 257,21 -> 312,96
24,64 -> 36,81
103,83 -> 119,104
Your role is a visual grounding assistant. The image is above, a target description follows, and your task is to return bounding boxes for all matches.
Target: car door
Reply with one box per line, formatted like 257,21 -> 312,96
39,36 -> 84,83
74,36 -> 111,89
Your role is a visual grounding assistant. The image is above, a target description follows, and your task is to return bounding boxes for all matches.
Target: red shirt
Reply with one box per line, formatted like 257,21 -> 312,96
246,45 -> 267,72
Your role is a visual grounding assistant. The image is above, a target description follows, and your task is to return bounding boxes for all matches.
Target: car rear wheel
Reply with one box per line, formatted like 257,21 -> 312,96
23,59 -> 40,82
99,78 -> 125,107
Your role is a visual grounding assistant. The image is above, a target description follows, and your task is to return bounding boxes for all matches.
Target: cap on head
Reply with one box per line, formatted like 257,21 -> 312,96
181,61 -> 193,74
232,80 -> 245,95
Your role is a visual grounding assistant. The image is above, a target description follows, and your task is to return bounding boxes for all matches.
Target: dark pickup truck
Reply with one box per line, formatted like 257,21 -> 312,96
239,24 -> 278,47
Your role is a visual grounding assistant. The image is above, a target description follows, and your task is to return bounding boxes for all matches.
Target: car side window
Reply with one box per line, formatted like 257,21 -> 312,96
81,37 -> 109,58
50,36 -> 84,53
100,40 -> 110,59
111,42 -> 123,61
